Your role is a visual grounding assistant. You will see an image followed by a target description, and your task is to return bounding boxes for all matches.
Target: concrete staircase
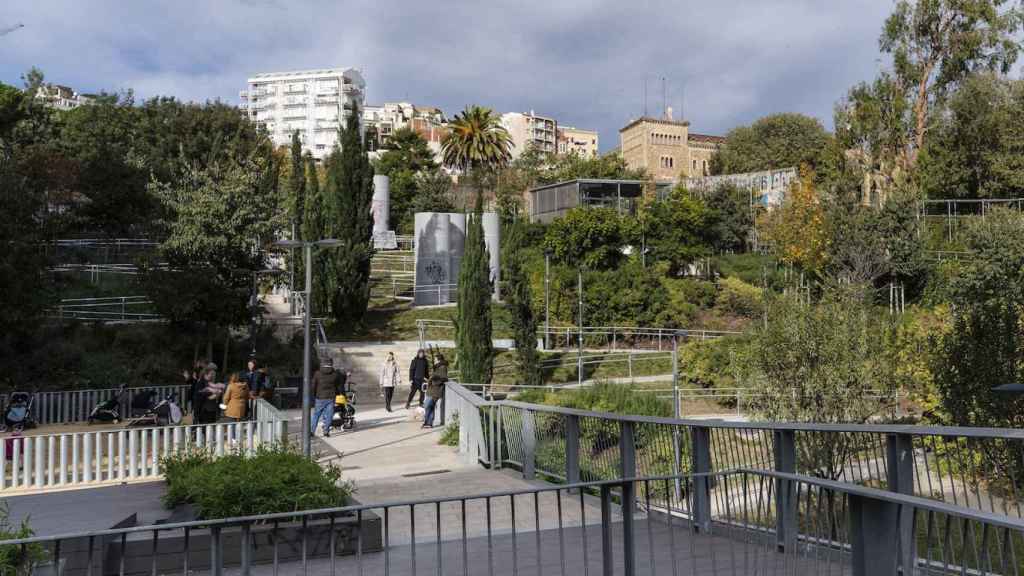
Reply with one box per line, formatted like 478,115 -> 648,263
323,341 -> 426,400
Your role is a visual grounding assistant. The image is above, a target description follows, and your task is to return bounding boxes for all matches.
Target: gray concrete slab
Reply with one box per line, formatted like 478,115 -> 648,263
5,481 -> 169,536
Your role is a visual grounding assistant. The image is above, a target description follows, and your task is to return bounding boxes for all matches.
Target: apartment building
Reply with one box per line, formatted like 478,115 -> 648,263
557,126 -> 599,157
36,84 -> 94,110
619,109 -> 724,180
240,67 -> 365,161
363,102 -> 450,163
501,111 -> 558,158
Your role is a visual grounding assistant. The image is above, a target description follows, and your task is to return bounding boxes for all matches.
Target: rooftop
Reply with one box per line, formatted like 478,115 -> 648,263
619,115 -> 691,132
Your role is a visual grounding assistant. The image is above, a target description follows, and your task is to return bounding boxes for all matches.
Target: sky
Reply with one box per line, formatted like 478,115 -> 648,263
1,0 -> 894,152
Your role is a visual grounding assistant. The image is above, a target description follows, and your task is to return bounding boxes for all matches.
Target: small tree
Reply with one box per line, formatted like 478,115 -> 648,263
455,193 -> 494,384
758,166 -> 829,275
502,220 -> 540,386
302,153 -> 330,316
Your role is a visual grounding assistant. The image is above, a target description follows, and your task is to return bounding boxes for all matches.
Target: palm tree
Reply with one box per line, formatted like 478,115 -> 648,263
440,105 -> 513,173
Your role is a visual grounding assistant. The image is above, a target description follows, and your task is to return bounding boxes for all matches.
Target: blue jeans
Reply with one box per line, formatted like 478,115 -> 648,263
312,399 -> 333,434
423,396 -> 437,427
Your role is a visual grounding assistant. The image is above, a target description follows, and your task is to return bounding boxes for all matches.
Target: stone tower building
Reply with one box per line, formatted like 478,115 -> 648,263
619,110 -> 724,181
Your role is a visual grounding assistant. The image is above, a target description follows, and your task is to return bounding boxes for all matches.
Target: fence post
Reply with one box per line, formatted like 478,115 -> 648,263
887,433 -> 916,572
773,429 -> 797,551
522,409 -> 536,479
619,421 -> 637,576
565,414 -> 580,487
849,493 -> 900,576
690,425 -> 712,533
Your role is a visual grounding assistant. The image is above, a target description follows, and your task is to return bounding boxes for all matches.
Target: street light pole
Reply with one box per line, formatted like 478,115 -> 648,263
544,251 -> 550,351
577,268 -> 583,387
275,238 -> 341,459
301,243 -> 312,457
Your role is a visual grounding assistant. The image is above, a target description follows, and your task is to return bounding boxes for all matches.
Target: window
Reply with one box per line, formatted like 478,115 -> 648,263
693,159 -> 697,171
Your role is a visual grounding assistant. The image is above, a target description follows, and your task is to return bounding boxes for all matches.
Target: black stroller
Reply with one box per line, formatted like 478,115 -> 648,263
88,383 -> 126,424
331,376 -> 357,431
1,391 -> 36,432
128,392 -> 183,427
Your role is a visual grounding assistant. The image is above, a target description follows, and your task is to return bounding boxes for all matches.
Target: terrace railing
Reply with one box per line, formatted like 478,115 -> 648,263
0,384 -> 192,427
4,468 -> 1024,574
0,399 -> 287,493
445,381 -> 1024,523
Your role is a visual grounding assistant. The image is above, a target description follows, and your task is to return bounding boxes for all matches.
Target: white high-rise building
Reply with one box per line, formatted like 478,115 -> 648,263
240,67 -> 366,161
500,111 -> 558,158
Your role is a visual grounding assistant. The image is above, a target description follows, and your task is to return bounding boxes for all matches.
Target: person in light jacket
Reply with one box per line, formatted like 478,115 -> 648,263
379,352 -> 400,412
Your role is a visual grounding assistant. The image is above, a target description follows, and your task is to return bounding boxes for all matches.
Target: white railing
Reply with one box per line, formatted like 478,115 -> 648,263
0,384 -> 191,426
0,417 -> 287,493
47,296 -> 162,322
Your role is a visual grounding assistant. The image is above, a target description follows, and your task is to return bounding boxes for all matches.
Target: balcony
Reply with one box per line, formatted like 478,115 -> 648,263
342,84 -> 361,94
283,100 -> 306,108
284,86 -> 307,95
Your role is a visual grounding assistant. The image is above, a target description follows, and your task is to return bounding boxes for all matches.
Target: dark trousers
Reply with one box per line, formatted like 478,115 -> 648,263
406,379 -> 424,407
384,387 -> 394,411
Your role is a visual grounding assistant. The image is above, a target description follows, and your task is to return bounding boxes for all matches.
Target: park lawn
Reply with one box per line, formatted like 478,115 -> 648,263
327,300 -> 514,342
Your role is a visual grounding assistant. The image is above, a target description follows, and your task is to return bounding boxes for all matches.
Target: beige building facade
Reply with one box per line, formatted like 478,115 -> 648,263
557,126 -> 599,157
501,111 -> 558,158
619,114 -> 724,180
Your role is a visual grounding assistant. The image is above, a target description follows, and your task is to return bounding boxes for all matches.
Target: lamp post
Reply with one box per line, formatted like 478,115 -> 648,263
543,250 -> 551,351
275,238 -> 342,458
577,267 -> 583,387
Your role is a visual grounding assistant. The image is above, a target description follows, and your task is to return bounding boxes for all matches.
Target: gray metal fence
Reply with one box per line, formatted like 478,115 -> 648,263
5,468 -> 1024,575
445,382 -> 1024,521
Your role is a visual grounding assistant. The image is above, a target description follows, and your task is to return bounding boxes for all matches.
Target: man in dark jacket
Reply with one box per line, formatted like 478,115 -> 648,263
423,354 -> 448,428
406,349 -> 429,409
311,357 -> 345,437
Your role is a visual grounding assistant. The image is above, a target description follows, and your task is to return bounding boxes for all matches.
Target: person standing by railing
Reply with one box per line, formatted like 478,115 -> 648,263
406,349 -> 429,410
222,373 -> 249,443
423,354 -> 447,428
379,352 -> 399,412
243,358 -> 271,401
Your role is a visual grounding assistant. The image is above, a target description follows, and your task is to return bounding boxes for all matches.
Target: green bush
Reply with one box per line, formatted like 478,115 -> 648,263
161,445 -> 352,518
439,414 -> 460,446
0,501 -> 46,574
715,277 -> 763,318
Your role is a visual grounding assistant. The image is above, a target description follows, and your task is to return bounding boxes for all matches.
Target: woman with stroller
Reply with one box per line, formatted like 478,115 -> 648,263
379,352 -> 400,412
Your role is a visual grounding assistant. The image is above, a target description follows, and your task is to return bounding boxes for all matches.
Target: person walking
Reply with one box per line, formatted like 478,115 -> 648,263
423,353 -> 448,428
311,357 -> 345,438
406,349 -> 429,409
379,352 -> 400,412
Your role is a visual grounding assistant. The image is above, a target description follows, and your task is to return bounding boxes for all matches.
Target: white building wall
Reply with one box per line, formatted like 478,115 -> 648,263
241,67 -> 365,161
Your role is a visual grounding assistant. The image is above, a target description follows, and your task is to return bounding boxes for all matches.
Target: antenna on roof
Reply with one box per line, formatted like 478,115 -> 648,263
662,77 -> 667,120
681,82 -> 687,122
643,75 -> 648,117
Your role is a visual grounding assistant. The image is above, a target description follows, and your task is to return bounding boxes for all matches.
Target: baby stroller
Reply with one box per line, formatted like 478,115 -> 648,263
1,392 -> 36,432
88,383 -> 126,424
129,389 -> 158,419
331,384 -> 357,431
128,392 -> 183,427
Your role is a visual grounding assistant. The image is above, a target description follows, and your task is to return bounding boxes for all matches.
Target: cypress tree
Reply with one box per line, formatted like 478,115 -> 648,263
324,106 -> 374,326
455,192 -> 494,384
289,131 -> 306,289
302,152 -> 330,316
502,219 -> 541,386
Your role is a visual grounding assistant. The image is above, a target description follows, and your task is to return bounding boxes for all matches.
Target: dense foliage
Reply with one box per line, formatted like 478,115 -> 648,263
161,445 -> 351,518
502,220 -> 541,386
711,113 -> 831,174
454,194 -> 494,384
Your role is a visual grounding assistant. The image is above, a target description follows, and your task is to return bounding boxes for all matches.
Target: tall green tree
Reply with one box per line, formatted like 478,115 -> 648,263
455,193 -> 494,384
918,73 -> 1024,199
289,131 -> 307,289
934,208 -> 1024,429
373,127 -> 439,233
880,0 -> 1023,165
502,220 -> 540,386
440,105 -> 512,173
324,107 -> 374,326
644,188 -> 713,275
143,143 -> 282,356
711,113 -> 831,175
543,207 -> 630,270
302,153 -> 331,316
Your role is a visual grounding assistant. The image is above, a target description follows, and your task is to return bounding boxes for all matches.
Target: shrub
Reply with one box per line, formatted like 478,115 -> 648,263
0,501 -> 46,574
439,414 -> 460,446
161,445 -> 352,518
715,277 -> 763,318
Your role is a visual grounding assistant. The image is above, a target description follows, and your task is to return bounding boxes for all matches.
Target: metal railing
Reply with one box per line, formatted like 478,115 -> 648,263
5,467 -> 1024,575
47,296 -> 161,322
0,385 -> 191,426
0,416 -> 287,493
445,381 -> 1024,523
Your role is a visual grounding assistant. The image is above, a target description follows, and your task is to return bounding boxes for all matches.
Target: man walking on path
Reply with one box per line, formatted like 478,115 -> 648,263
312,357 -> 345,437
406,349 -> 429,409
423,353 -> 448,428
